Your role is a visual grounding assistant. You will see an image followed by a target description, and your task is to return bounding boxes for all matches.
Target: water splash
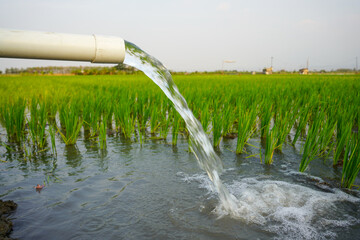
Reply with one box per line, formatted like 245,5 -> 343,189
179,172 -> 360,240
123,41 -> 238,213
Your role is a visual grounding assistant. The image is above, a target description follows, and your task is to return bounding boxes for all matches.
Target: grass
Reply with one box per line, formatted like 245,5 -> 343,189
0,74 -> 359,188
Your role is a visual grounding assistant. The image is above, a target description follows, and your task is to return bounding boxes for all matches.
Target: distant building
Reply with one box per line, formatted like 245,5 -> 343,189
263,67 -> 273,75
299,68 -> 309,75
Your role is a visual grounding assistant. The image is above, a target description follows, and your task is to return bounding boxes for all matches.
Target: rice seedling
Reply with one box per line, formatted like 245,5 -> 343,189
274,104 -> 295,151
99,117 -> 107,149
114,100 -> 135,139
58,102 -> 83,145
48,124 -> 57,155
212,101 -> 223,147
299,109 -> 325,172
341,132 -> 360,189
82,95 -> 93,131
171,111 -> 181,146
292,102 -> 312,146
150,107 -> 160,134
89,96 -> 104,137
260,100 -> 273,138
199,102 -> 211,134
236,103 -> 257,154
260,124 -> 278,165
0,98 -> 26,142
334,108 -> 354,166
28,97 -> 47,148
159,109 -> 171,140
0,74 -> 359,187
221,104 -> 236,137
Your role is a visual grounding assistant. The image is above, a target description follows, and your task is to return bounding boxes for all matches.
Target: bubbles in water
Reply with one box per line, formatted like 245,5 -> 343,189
179,172 -> 360,240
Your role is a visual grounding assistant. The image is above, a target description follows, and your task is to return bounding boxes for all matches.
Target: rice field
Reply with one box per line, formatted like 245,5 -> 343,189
0,74 -> 359,188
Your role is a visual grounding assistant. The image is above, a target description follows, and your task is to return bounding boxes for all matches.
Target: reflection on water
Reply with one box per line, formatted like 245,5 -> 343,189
1,133 -> 360,239
97,149 -> 109,172
64,144 -> 82,169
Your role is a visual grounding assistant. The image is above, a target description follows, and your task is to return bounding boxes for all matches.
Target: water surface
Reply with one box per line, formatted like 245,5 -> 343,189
1,134 -> 359,240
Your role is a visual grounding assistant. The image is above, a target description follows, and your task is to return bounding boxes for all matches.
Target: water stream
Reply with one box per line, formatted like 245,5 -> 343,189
123,41 -> 238,214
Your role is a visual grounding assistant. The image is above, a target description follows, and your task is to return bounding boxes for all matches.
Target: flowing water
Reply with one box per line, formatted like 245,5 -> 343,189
123,41 -> 238,214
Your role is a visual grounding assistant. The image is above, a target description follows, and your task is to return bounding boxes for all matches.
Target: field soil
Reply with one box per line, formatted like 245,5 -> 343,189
0,200 -> 17,239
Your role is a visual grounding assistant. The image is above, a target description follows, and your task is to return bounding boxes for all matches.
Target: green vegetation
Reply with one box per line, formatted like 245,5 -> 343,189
0,74 -> 359,188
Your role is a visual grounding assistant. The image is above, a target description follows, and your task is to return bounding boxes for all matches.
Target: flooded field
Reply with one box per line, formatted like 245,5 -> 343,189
1,131 -> 359,239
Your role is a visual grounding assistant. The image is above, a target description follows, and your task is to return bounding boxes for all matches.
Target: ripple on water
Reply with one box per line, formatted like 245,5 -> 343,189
81,217 -> 106,232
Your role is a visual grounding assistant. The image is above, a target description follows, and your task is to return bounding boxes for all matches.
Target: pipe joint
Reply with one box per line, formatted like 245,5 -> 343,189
0,29 -> 125,64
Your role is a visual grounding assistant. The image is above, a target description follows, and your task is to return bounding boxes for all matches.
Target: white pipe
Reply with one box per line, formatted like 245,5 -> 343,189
0,29 -> 125,63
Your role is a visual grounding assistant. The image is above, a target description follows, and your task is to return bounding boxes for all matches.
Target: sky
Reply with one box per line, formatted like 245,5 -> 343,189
0,0 -> 359,72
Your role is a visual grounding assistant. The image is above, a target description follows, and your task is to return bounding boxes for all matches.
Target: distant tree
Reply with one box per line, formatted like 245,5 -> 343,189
115,63 -> 137,73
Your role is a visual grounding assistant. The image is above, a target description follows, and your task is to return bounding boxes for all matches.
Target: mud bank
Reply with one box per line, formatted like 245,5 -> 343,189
0,200 -> 17,240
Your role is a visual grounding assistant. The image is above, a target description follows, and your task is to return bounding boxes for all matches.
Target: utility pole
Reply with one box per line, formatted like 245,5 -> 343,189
306,57 -> 309,69
271,56 -> 274,68
356,56 -> 358,72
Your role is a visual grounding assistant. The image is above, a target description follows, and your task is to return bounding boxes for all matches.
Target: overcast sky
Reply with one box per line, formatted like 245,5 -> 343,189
0,0 -> 359,72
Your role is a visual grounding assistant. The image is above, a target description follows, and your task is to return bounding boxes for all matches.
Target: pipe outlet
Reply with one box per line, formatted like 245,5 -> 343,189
0,29 -> 125,64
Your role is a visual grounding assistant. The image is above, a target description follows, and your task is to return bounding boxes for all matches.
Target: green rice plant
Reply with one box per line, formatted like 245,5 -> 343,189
48,124 -> 57,155
23,142 -> 33,161
82,95 -> 93,131
236,103 -> 257,154
172,111 -> 181,146
274,107 -> 293,151
260,125 -> 278,164
114,100 -> 135,139
222,104 -> 236,137
299,109 -> 324,172
103,96 -> 114,129
334,109 -> 354,166
341,133 -> 360,189
150,106 -> 160,134
317,118 -> 336,158
58,103 -> 83,145
260,100 -> 273,138
0,73 -> 359,185
292,102 -> 311,145
200,102 -> 211,133
0,98 -> 26,142
159,108 -> 171,139
28,97 -> 47,148
212,101 -> 223,147
45,95 -> 58,125
90,97 -> 104,137
99,117 -> 107,149
134,94 -> 151,141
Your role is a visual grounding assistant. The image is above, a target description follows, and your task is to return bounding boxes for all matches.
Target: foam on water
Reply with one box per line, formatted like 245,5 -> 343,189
178,172 -> 360,240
